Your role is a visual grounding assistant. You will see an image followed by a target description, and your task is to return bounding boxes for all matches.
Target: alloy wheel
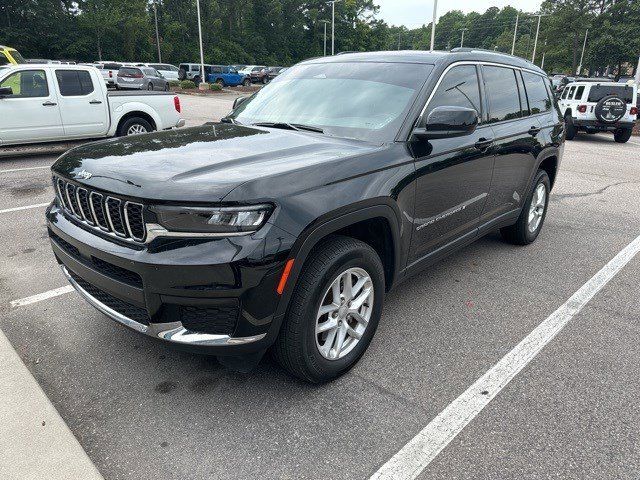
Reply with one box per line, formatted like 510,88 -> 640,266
315,267 -> 374,360
528,183 -> 546,233
126,124 -> 148,135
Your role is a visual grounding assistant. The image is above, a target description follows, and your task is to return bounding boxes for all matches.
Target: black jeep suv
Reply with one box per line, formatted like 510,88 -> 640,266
47,50 -> 564,382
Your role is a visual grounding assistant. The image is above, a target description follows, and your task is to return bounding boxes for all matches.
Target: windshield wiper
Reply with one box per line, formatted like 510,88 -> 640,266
251,122 -> 324,134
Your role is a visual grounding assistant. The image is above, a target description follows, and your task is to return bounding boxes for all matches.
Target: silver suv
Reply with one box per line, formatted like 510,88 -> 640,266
116,66 -> 169,91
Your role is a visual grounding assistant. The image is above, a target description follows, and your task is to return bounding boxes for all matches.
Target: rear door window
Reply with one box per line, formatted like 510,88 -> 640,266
521,72 -> 551,114
587,85 -> 634,104
425,65 -> 482,120
567,86 -> 576,99
483,65 -> 522,122
55,70 -> 94,96
574,85 -> 585,101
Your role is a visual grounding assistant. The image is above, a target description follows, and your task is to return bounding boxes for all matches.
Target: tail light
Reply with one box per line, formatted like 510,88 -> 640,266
577,105 -> 587,113
174,96 -> 181,113
631,106 -> 638,116
133,73 -> 143,78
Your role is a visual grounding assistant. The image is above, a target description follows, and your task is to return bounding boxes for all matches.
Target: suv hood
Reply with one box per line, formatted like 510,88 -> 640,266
52,123 -> 382,202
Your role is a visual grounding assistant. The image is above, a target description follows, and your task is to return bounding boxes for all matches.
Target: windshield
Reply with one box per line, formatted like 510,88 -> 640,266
231,62 -> 433,142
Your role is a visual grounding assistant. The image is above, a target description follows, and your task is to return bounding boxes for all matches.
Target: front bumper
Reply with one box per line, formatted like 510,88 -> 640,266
47,202 -> 294,354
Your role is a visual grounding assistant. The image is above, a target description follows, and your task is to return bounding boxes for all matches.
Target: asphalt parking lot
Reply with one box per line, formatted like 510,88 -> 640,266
1,101 -> 640,479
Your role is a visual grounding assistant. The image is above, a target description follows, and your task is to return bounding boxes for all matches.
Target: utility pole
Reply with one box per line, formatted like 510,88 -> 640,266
531,14 -> 546,63
153,2 -> 161,63
576,29 -> 588,75
540,51 -> 545,69
430,0 -> 438,51
511,12 -> 519,55
460,28 -> 467,48
320,20 -> 329,56
196,0 -> 206,87
329,0 -> 342,55
398,29 -> 402,50
635,55 -> 640,86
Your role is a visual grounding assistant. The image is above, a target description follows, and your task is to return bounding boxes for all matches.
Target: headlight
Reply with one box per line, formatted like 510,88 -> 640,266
150,204 -> 272,234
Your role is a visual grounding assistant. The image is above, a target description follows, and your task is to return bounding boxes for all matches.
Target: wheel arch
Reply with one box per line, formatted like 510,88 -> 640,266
273,202 -> 402,319
115,110 -> 157,135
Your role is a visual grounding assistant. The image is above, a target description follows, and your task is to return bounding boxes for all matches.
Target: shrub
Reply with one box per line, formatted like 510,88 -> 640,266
210,83 -> 223,91
168,80 -> 180,87
179,80 -> 196,89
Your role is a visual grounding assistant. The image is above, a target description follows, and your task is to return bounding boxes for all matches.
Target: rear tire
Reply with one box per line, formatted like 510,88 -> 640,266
117,117 -> 154,137
147,83 -> 153,91
216,79 -> 225,87
500,170 -> 550,245
613,127 -> 632,143
242,78 -> 251,87
273,236 -> 385,383
564,113 -> 577,140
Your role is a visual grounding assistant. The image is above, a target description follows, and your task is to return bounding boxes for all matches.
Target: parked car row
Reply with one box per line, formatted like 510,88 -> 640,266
178,63 -> 287,86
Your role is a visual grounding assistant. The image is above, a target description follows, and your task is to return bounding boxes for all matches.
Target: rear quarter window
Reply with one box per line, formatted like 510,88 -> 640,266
522,72 -> 551,114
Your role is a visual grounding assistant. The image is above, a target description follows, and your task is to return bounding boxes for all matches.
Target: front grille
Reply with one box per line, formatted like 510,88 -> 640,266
180,305 -> 238,335
53,176 -> 146,243
69,271 -> 150,325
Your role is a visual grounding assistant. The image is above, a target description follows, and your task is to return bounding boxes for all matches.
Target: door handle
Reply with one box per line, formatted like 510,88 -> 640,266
42,101 -> 57,107
474,138 -> 494,150
89,100 -> 102,105
528,126 -> 541,136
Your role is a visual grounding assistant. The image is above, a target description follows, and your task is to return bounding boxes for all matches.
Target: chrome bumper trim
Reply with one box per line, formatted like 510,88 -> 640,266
62,266 -> 266,347
175,118 -> 185,128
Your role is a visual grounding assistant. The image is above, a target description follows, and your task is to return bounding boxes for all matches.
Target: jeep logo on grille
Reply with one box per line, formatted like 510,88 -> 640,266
75,169 -> 92,180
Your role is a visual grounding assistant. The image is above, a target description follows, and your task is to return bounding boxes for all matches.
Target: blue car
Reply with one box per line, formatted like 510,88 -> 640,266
207,65 -> 251,87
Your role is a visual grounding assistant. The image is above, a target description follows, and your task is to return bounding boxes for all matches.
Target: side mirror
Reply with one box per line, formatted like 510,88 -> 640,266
412,106 -> 478,140
0,86 -> 13,97
233,96 -> 249,109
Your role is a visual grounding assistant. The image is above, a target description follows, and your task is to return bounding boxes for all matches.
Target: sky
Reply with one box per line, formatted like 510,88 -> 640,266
374,0 -> 543,29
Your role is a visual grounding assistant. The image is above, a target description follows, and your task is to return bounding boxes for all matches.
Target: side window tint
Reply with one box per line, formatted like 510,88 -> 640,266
483,66 -> 521,122
567,86 -> 576,99
0,70 -> 49,97
424,65 -> 482,120
522,72 -> 551,114
574,86 -> 585,101
56,70 -> 94,96
561,88 -> 568,99
0,52 -> 10,66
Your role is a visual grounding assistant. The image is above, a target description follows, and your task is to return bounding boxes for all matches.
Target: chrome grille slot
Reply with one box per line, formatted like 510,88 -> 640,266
76,188 -> 93,224
90,192 -> 109,230
53,176 -> 146,243
65,183 -> 80,217
105,197 -> 127,237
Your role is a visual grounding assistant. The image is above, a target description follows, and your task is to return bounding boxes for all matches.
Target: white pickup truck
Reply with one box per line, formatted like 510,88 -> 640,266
0,64 -> 184,146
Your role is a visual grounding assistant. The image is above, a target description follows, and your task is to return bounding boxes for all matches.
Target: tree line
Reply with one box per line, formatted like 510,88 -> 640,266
1,0 -> 638,75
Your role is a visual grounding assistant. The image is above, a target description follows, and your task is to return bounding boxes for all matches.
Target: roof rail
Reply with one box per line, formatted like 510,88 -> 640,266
450,47 -> 534,64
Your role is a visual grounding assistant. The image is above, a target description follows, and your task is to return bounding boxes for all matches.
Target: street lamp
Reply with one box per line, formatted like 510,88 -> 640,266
152,1 -> 161,63
195,0 -> 207,88
320,20 -> 330,56
328,0 -> 342,55
430,0 -> 438,51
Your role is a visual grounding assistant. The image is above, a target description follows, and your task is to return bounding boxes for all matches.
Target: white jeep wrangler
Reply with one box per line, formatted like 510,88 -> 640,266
558,80 -> 638,143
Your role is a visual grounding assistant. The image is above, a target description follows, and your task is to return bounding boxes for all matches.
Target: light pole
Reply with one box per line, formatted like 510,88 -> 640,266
196,0 -> 206,87
511,12 -> 519,55
153,2 -> 161,63
460,28 -> 467,48
531,13 -> 547,63
430,0 -> 438,51
328,0 -> 342,55
320,20 -> 330,56
576,29 -> 588,75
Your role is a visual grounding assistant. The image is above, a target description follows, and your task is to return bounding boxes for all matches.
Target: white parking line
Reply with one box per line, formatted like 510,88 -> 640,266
10,285 -> 74,308
0,203 -> 50,214
0,165 -> 51,174
371,232 -> 640,480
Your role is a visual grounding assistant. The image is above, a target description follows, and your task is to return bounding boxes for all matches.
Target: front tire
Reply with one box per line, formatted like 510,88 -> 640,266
614,127 -> 632,143
242,78 -> 251,87
147,83 -> 153,91
117,117 -> 153,137
274,236 -> 385,383
500,170 -> 550,245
